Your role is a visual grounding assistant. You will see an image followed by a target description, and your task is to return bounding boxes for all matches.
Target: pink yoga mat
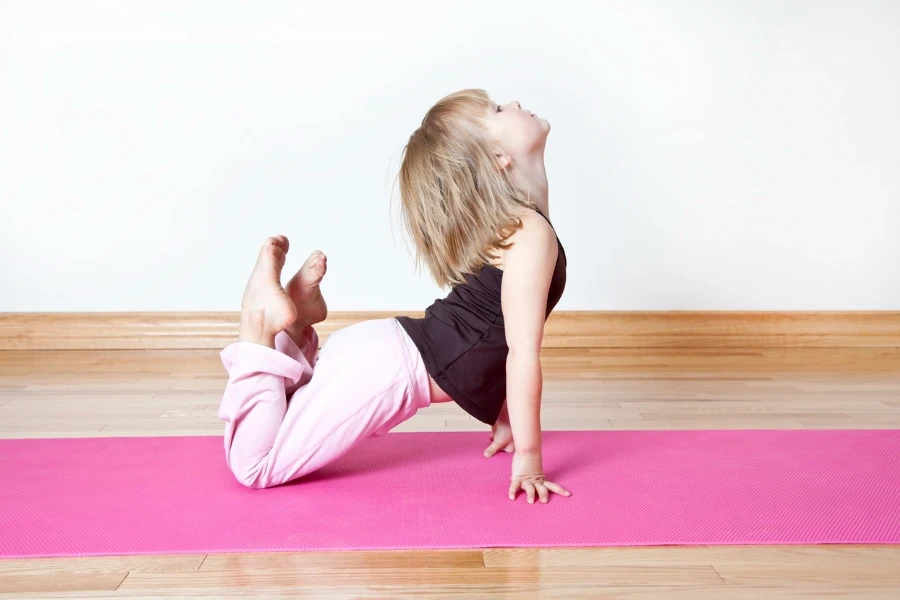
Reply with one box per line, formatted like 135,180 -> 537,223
1,430 -> 898,558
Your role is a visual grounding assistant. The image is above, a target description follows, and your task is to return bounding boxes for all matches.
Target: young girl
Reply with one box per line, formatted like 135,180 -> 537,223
218,89 -> 571,505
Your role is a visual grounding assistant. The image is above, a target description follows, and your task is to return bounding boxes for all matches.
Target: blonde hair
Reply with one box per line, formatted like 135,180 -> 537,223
396,88 -> 535,289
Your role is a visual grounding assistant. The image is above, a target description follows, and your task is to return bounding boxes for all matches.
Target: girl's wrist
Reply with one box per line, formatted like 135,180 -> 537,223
515,447 -> 541,457
511,449 -> 544,478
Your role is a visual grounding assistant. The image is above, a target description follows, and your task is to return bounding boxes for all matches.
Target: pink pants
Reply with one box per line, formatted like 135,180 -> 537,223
217,317 -> 433,488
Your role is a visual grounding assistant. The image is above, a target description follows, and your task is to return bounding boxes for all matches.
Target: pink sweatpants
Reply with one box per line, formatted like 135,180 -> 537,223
217,317 -> 433,488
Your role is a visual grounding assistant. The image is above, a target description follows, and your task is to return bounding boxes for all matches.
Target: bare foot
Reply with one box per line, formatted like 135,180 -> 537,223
239,236 -> 298,348
285,250 -> 328,332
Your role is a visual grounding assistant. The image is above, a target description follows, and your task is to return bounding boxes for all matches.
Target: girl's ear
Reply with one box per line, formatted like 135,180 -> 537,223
494,152 -> 512,171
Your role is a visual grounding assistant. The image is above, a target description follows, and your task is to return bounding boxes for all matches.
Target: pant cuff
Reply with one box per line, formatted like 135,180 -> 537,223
220,340 -> 310,386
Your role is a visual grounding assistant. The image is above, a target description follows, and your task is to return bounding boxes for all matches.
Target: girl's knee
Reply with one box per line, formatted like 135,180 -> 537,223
230,462 -> 271,489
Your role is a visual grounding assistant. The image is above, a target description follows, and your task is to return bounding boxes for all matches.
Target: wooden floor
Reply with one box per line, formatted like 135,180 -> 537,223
1,346 -> 899,598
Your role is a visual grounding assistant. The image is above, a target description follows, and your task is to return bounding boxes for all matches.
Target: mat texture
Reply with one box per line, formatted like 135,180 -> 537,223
1,430 -> 899,558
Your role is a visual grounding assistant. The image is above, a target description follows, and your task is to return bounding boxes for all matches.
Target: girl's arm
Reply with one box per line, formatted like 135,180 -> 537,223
500,215 -> 558,460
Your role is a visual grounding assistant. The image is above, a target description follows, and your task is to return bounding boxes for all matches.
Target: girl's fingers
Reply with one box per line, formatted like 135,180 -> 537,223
509,481 -> 519,500
509,478 -> 571,503
523,480 -> 537,503
544,481 -> 571,496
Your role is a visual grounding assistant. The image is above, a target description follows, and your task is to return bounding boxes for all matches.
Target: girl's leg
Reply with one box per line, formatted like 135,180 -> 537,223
218,317 -> 432,489
216,234 -> 431,489
217,329 -> 313,486
216,324 -> 317,475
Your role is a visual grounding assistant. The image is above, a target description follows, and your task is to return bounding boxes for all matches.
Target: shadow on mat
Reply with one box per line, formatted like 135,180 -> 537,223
277,429 -> 612,488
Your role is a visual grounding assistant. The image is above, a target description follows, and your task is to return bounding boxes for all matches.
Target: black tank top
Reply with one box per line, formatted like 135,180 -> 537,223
396,208 -> 567,425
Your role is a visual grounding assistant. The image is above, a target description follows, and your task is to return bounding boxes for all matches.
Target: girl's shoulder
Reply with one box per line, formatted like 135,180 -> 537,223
486,208 -> 556,271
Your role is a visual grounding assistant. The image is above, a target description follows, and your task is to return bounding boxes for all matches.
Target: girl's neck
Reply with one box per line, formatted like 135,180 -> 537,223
513,155 -> 550,216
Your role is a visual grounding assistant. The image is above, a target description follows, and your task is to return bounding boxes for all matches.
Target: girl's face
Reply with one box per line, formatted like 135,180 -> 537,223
487,99 -> 550,160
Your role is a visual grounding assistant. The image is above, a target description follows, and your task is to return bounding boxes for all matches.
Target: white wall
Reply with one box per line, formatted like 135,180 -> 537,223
1,0 -> 898,312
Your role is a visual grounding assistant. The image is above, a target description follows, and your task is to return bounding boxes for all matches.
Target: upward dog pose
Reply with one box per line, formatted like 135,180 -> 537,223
219,89 -> 570,504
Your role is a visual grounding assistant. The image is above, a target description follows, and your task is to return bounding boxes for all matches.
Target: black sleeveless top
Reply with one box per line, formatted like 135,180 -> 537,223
395,208 -> 567,425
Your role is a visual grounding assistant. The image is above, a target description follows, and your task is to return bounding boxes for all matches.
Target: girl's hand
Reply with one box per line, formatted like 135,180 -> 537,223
509,450 -> 571,504
484,411 -> 515,458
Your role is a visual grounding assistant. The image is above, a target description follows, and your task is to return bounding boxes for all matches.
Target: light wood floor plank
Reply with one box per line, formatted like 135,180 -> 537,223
199,550 -> 485,571
0,555 -> 206,575
483,545 -> 900,567
0,573 -> 127,595
714,563 -> 900,586
115,566 -> 725,590
3,586 -> 899,600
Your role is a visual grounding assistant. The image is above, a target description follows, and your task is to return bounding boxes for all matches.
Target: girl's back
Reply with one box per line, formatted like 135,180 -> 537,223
395,206 -> 566,426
